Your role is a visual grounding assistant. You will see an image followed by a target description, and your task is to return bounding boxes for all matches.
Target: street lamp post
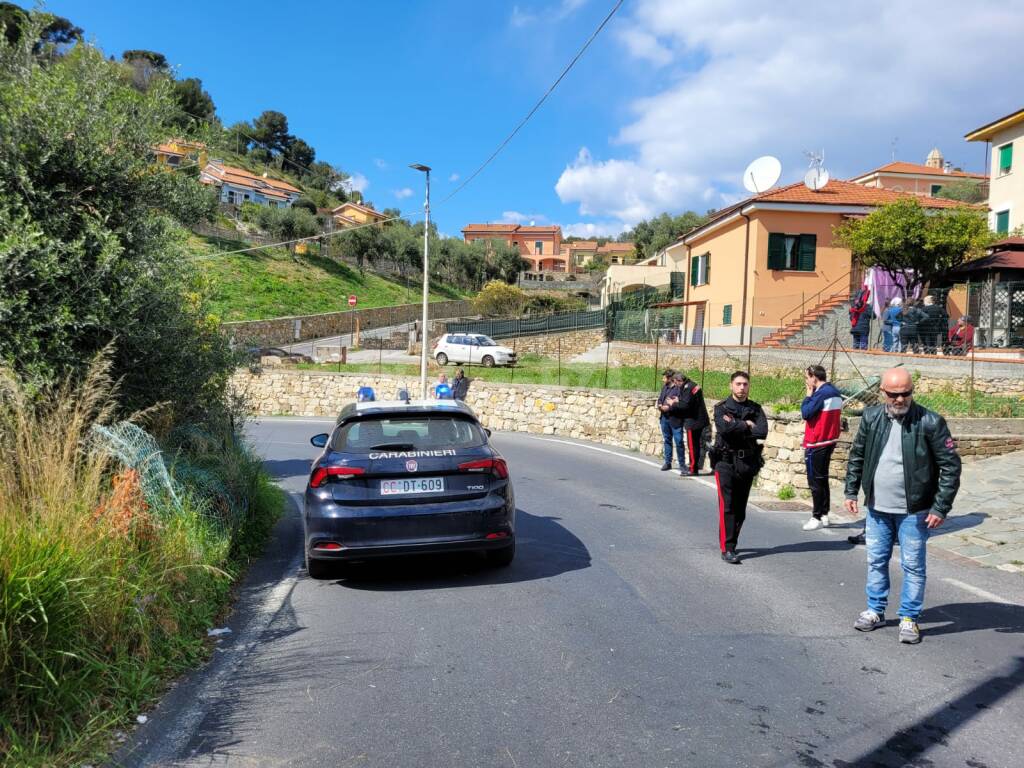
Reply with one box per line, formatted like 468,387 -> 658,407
410,163 -> 432,399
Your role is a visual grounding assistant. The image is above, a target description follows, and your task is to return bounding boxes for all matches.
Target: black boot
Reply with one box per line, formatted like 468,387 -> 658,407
721,550 -> 741,564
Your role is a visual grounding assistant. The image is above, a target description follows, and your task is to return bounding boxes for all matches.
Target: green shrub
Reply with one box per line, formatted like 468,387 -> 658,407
777,484 -> 796,500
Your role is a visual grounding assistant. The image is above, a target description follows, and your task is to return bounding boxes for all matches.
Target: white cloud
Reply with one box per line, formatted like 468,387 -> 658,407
511,0 -> 587,26
342,172 -> 369,194
393,187 -> 414,199
374,158 -> 389,170
556,0 -> 1023,223
502,210 -> 549,224
563,221 -> 631,238
448,172 -> 460,182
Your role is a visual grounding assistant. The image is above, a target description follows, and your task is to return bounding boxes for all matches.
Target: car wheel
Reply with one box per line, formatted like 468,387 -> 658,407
436,352 -> 449,366
306,552 -> 333,580
482,355 -> 495,368
485,539 -> 515,567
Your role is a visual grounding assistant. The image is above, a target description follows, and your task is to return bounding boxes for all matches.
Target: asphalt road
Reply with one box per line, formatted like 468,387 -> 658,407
119,417 -> 1024,768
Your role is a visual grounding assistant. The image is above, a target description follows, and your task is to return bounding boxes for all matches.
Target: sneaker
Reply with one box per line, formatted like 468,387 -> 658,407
660,462 -> 671,471
847,532 -> 866,545
854,609 -> 884,632
820,515 -> 830,527
721,550 -> 741,564
898,617 -> 921,644
802,517 -> 822,531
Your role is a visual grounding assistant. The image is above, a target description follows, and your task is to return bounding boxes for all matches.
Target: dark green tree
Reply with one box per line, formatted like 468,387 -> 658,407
284,137 -> 315,170
934,179 -> 987,204
292,197 -> 317,215
171,77 -> 216,128
121,48 -> 169,90
252,110 -> 292,155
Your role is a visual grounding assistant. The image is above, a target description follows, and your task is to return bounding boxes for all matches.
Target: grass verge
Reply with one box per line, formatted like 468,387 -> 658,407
191,235 -> 467,321
298,355 -> 1024,418
0,359 -> 284,767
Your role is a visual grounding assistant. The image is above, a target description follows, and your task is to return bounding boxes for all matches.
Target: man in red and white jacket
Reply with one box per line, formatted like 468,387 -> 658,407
800,365 -> 843,530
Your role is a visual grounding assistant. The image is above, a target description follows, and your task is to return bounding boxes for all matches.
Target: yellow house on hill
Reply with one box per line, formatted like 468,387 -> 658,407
332,201 -> 388,229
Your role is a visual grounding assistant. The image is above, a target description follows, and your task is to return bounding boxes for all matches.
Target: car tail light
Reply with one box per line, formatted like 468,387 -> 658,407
313,541 -> 343,551
485,532 -> 509,540
458,458 -> 509,479
310,465 -> 365,488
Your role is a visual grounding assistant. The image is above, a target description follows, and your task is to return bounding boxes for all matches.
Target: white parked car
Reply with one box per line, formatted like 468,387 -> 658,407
433,333 -> 518,367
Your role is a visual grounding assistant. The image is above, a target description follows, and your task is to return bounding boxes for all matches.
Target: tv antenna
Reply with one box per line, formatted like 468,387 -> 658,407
803,149 -> 830,192
742,155 -> 782,194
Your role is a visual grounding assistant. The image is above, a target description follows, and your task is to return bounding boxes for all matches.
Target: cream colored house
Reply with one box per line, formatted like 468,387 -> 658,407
661,180 -> 966,346
849,150 -> 986,198
966,107 -> 1024,235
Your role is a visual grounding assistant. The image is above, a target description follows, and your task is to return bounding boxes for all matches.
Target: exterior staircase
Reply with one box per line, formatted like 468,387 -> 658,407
758,293 -> 851,347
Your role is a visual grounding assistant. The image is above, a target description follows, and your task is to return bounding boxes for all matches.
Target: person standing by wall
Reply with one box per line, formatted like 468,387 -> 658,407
434,373 -> 452,399
899,299 -> 924,354
920,295 -> 945,355
452,368 -> 470,401
882,297 -> 903,353
844,367 -> 961,644
657,369 -> 684,471
668,372 -> 709,476
800,365 -> 843,531
711,371 -> 769,564
849,289 -> 873,350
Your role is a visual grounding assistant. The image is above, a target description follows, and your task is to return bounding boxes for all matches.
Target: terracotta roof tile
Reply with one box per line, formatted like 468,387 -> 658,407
754,179 -> 973,208
856,161 -> 986,180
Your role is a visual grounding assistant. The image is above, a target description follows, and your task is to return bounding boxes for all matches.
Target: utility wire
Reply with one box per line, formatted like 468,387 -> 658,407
439,0 -> 623,206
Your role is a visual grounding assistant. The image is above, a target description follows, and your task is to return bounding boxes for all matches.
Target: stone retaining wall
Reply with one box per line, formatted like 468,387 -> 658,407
508,329 -> 605,358
223,300 -> 473,347
233,370 -> 1024,496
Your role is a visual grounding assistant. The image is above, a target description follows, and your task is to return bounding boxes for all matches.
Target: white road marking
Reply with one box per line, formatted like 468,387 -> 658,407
514,435 -> 723,493
941,577 -> 1016,605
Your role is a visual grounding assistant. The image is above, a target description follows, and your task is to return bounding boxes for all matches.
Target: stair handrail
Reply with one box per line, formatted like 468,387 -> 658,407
778,271 -> 853,329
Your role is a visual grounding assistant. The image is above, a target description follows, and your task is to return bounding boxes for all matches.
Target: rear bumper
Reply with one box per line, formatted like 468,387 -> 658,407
306,535 -> 513,561
304,492 -> 515,560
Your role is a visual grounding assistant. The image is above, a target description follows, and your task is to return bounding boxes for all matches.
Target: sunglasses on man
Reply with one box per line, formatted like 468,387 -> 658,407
882,389 -> 914,399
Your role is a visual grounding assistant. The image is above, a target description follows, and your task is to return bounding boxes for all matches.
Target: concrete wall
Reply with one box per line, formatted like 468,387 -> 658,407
233,370 -> 1023,497
223,300 -> 473,347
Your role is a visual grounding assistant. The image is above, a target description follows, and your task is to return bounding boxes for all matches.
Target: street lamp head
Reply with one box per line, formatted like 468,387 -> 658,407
409,163 -> 431,173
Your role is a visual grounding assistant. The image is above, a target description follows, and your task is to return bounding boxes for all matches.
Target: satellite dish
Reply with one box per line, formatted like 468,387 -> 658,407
743,156 -> 782,193
804,166 -> 830,191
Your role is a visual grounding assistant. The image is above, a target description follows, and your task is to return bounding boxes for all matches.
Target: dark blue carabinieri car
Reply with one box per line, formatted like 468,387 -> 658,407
304,398 -> 515,578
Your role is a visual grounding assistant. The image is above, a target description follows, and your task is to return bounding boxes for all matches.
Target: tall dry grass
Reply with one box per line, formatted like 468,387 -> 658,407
0,356 -> 261,766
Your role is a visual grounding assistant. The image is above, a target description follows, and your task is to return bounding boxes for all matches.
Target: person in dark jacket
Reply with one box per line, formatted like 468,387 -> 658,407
920,295 -> 946,355
899,300 -> 925,354
711,371 -> 769,564
452,368 -> 470,400
668,372 -> 710,476
844,367 -> 961,644
849,290 -> 873,350
656,369 -> 683,471
800,365 -> 843,530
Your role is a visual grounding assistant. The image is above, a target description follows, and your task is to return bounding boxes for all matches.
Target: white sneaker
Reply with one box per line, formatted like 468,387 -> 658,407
820,515 -> 830,528
802,517 -> 822,531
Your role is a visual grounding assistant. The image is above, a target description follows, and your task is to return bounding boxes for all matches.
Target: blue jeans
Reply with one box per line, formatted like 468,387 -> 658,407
865,508 -> 930,620
660,417 -> 684,466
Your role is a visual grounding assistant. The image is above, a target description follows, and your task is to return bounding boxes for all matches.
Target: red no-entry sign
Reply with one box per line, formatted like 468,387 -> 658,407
348,295 -> 357,307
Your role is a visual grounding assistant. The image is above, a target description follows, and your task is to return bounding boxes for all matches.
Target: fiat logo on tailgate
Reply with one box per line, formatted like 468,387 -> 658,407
405,460 -> 418,472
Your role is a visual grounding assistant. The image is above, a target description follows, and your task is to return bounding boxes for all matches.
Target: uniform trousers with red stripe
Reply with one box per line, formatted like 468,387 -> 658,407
684,427 -> 703,473
715,460 -> 756,553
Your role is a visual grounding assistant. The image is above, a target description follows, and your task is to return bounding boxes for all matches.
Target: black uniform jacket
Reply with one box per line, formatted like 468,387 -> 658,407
668,379 -> 711,430
712,396 -> 769,475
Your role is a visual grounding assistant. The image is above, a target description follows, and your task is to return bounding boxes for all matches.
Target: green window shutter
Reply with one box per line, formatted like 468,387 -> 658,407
996,210 -> 1010,235
723,304 -> 732,325
767,233 -> 786,269
797,234 -> 817,271
999,143 -> 1013,174
690,255 -> 699,286
930,184 -> 942,196
704,253 -> 710,284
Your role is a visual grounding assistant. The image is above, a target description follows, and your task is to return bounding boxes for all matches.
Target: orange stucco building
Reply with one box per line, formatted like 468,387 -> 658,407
462,224 -> 568,272
663,180 -> 968,345
849,149 -> 986,198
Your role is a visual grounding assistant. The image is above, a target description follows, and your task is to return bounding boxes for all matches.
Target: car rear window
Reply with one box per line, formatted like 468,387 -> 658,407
332,415 -> 487,452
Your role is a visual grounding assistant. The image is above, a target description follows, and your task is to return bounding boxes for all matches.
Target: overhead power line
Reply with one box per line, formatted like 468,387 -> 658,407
439,0 -> 624,206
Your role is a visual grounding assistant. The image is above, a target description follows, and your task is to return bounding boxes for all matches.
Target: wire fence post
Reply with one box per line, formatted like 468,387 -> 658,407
510,337 -> 516,383
830,325 -> 838,383
700,300 -> 708,388
746,322 -> 753,374
557,336 -> 562,387
603,328 -> 611,390
653,332 -> 660,392
969,342 -> 976,417
378,334 -> 383,376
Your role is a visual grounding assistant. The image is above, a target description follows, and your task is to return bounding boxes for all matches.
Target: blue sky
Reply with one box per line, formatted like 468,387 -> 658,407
44,1 -> 1023,238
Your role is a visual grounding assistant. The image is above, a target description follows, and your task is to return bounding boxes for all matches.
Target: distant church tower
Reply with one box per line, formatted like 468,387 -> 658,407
925,147 -> 944,169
